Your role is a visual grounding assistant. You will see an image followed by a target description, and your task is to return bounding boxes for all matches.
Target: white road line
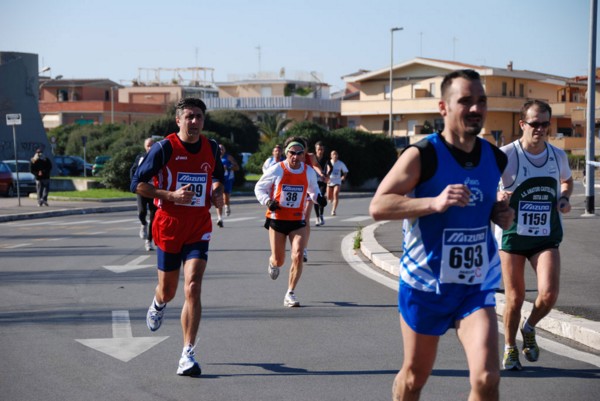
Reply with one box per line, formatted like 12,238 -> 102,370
55,220 -> 98,226
98,219 -> 138,224
6,221 -> 53,227
4,243 -> 31,249
341,231 -> 600,368
343,216 -> 372,222
215,217 -> 257,223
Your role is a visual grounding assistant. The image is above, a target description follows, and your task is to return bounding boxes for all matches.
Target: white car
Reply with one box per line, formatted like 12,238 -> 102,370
2,160 -> 37,196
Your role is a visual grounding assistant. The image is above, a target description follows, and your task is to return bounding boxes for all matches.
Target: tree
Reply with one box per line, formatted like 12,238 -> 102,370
204,110 -> 260,152
256,113 -> 293,143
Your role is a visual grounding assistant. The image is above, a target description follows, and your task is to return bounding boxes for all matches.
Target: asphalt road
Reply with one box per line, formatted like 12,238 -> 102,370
0,198 -> 598,401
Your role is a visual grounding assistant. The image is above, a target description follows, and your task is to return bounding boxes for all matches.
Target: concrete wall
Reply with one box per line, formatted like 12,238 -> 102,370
0,52 -> 54,171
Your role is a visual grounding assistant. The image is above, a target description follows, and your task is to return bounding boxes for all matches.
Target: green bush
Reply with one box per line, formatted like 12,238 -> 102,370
245,121 -> 398,188
101,146 -> 142,191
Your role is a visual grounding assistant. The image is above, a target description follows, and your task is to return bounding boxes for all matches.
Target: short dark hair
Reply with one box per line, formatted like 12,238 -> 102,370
176,97 -> 207,116
441,69 -> 481,100
520,99 -> 552,120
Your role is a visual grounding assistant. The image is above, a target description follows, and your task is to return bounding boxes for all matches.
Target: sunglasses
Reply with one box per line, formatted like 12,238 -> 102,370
288,150 -> 304,156
523,121 -> 550,129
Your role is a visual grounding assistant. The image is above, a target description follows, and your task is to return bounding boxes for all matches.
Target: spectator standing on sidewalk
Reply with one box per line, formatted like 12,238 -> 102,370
131,97 -> 224,377
130,137 -> 157,251
30,148 -> 52,207
496,99 -> 573,371
370,69 -> 513,401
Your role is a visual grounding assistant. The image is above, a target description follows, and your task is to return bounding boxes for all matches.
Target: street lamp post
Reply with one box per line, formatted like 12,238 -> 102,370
110,86 -> 119,124
389,27 -> 403,139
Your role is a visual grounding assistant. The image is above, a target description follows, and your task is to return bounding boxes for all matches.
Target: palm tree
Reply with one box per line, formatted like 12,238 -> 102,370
256,113 -> 293,143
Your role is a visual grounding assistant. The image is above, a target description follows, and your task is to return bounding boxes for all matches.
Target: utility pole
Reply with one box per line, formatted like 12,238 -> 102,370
584,0 -> 598,216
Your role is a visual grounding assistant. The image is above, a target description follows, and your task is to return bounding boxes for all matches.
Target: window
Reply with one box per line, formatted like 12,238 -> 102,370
57,89 -> 68,102
502,82 -> 507,96
384,84 -> 391,99
429,82 -> 436,97
519,84 -> 524,98
260,86 -> 272,97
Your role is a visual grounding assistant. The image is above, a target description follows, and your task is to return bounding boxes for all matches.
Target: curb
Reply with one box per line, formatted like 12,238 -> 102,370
359,221 -> 600,352
0,204 -> 138,223
0,196 -> 262,223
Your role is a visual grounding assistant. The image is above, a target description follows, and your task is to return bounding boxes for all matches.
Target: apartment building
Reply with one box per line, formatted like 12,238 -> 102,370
341,57 -> 598,152
206,70 -> 341,129
40,68 -> 342,131
38,77 -> 168,129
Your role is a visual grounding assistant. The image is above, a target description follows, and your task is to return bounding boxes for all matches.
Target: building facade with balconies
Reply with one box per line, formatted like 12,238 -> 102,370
341,57 -> 598,152
208,71 -> 342,130
39,78 -> 167,129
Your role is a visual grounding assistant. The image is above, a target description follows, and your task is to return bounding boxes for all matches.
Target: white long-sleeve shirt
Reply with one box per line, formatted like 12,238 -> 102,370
254,161 -> 320,206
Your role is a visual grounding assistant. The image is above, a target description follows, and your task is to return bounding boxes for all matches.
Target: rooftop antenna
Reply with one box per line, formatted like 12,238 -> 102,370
256,45 -> 262,73
453,36 -> 458,61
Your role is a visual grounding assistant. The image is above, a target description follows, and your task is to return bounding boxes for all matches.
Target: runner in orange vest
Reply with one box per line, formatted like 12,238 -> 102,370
254,136 -> 326,307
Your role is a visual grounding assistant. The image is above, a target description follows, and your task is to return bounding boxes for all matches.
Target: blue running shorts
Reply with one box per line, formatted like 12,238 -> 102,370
399,282 -> 496,336
156,240 -> 209,272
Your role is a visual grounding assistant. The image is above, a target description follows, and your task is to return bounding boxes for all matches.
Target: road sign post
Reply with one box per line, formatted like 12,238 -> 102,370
6,114 -> 22,206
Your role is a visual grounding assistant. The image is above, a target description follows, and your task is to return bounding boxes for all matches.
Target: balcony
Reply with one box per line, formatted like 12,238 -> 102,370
342,98 -> 439,116
204,97 -> 340,113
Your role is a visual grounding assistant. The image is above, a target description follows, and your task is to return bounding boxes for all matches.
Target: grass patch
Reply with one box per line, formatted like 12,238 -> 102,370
245,173 -> 261,182
353,225 -> 363,250
51,188 -> 136,199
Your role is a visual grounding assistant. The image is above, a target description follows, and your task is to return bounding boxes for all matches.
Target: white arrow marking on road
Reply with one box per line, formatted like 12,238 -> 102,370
103,255 -> 154,273
76,310 -> 168,362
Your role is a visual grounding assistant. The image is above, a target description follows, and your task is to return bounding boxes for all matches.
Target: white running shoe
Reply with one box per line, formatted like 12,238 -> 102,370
139,224 -> 147,239
145,240 -> 154,251
284,291 -> 300,307
502,346 -> 522,371
146,302 -> 165,332
225,205 -> 231,216
268,262 -> 279,280
315,217 -> 322,226
177,347 -> 202,377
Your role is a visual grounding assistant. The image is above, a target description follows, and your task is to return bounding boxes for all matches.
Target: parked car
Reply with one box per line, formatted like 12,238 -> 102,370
92,155 -> 111,176
2,160 -> 37,196
0,161 -> 14,197
54,155 -> 93,176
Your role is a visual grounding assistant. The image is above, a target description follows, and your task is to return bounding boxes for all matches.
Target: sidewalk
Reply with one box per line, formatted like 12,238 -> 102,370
360,206 -> 600,353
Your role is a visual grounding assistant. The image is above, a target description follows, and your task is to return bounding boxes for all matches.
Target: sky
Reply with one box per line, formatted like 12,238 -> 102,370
1,0 -> 598,92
